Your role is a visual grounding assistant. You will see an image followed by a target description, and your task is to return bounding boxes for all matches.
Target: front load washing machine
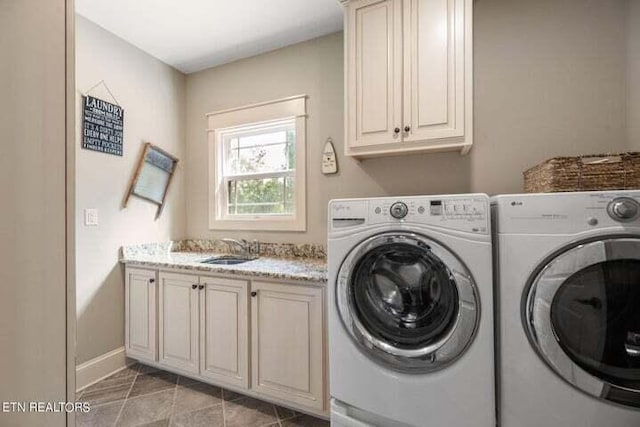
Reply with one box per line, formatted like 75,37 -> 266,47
493,191 -> 640,427
328,195 -> 495,427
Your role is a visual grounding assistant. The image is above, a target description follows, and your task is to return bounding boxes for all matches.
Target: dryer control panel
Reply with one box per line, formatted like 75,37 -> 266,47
493,191 -> 640,234
330,195 -> 489,234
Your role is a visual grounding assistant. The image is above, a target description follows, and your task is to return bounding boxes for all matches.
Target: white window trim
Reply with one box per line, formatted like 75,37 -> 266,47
207,95 -> 307,231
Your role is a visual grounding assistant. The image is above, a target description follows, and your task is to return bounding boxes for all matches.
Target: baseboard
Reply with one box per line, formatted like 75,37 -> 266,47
76,346 -> 132,392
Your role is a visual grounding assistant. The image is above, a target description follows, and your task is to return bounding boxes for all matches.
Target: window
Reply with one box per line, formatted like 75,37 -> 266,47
223,120 -> 296,215
208,95 -> 306,231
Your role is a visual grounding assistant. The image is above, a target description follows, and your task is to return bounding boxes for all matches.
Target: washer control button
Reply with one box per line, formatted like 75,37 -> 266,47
374,207 -> 381,214
390,202 -> 409,219
418,206 -> 425,214
608,197 -> 640,222
587,217 -> 598,226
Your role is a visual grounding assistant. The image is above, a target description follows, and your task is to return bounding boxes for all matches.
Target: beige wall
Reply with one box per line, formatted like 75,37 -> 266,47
0,0 -> 69,425
628,0 -> 640,148
186,0 -> 630,244
472,0 -> 629,193
186,32 -> 470,245
76,16 -> 186,364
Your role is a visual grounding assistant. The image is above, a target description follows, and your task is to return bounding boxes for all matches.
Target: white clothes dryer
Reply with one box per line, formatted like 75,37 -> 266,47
493,191 -> 640,427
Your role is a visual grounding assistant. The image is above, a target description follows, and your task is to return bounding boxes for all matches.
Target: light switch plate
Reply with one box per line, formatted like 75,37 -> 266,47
84,208 -> 99,226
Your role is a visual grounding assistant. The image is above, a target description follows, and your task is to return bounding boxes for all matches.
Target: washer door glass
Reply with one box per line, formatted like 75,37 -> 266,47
351,242 -> 458,348
527,238 -> 640,407
337,232 -> 479,372
551,259 -> 640,389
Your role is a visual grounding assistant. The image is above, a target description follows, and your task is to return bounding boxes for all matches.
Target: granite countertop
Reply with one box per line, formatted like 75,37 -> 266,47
120,240 -> 327,284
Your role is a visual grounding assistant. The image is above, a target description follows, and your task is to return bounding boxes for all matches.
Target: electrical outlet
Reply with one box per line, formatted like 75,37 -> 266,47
84,208 -> 99,226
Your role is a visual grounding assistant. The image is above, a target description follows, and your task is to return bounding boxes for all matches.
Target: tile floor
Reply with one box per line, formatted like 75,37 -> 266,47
76,363 -> 329,427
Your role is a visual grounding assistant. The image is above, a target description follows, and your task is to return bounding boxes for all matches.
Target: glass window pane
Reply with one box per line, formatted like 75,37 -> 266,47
223,123 -> 295,176
227,176 -> 295,215
286,129 -> 296,170
219,119 -> 298,218
284,176 -> 295,213
228,180 -> 237,215
238,130 -> 287,148
225,137 -> 239,172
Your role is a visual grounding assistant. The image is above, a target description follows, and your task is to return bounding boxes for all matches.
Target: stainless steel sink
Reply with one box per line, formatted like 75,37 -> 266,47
200,256 -> 256,265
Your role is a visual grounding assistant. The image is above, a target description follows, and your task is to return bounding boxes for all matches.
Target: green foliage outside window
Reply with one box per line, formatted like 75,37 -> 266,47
228,128 -> 295,215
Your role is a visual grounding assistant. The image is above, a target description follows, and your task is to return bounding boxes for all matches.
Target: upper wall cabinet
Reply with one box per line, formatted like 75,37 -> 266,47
341,0 -> 473,158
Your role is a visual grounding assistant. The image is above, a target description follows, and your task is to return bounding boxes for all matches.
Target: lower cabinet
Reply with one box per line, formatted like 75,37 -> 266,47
158,272 -> 200,374
199,277 -> 249,389
125,267 -> 327,414
251,281 -> 325,411
125,268 -> 157,362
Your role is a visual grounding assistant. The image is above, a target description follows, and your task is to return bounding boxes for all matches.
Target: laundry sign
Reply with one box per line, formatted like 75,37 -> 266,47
82,95 -> 124,156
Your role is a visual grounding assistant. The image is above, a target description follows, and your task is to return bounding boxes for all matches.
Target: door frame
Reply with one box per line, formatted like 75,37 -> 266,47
66,1 -> 77,424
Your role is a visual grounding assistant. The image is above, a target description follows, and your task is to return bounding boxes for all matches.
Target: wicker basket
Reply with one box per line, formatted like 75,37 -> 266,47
523,152 -> 640,193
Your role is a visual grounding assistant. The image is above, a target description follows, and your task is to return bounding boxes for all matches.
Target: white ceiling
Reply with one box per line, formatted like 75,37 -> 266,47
76,0 -> 344,74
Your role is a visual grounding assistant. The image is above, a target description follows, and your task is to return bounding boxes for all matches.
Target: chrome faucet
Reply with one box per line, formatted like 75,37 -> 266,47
220,238 -> 260,257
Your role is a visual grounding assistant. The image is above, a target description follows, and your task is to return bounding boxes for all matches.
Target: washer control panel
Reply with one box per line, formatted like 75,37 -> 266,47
330,196 -> 489,234
368,196 -> 489,234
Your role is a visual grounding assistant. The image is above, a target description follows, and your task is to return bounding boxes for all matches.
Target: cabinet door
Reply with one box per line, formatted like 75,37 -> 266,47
403,0 -> 470,144
158,272 -> 199,374
251,281 -> 324,411
125,268 -> 157,362
346,0 -> 403,149
199,277 -> 249,389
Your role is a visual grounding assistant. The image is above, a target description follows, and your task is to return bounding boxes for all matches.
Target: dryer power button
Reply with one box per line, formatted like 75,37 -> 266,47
608,197 -> 640,222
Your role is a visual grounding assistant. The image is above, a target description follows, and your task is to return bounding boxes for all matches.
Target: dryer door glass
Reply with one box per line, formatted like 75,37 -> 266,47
527,237 -> 640,407
551,259 -> 640,390
337,232 -> 479,372
350,242 -> 459,348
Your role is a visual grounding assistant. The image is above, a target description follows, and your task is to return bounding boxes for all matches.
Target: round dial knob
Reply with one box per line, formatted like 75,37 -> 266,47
608,197 -> 640,222
390,202 -> 409,219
